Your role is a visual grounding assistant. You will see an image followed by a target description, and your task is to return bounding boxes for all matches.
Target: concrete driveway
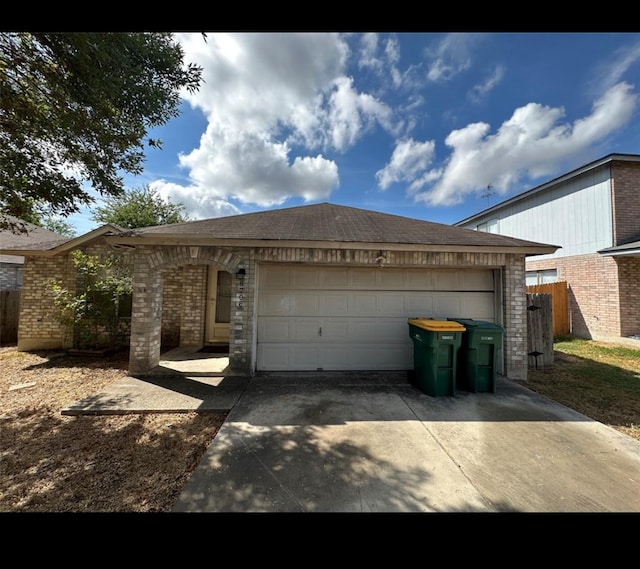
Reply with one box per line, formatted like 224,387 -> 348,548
172,373 -> 640,513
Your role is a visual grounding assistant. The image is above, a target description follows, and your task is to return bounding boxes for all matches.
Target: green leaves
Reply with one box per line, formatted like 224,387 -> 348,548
50,249 -> 133,349
91,184 -> 189,229
0,32 -> 203,229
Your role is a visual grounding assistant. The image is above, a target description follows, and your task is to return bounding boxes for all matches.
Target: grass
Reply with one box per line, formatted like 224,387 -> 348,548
516,336 -> 640,441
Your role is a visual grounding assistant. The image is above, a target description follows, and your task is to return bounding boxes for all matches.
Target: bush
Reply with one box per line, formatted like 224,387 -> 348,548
50,250 -> 133,350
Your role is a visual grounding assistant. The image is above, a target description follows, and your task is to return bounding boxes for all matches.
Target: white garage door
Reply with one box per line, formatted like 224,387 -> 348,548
256,265 -> 496,371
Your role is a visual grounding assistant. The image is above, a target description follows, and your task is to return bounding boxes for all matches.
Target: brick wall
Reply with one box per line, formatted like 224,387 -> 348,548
161,267 -> 182,348
18,254 -> 75,350
527,253 -> 621,338
611,161 -> 640,246
179,264 -> 208,346
617,256 -> 640,337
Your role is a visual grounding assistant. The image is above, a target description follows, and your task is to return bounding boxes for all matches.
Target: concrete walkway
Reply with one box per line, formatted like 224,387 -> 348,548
172,374 -> 640,513
61,346 -> 640,513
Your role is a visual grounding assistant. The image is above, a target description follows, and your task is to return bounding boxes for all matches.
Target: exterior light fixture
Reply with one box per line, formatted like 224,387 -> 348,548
236,267 -> 246,279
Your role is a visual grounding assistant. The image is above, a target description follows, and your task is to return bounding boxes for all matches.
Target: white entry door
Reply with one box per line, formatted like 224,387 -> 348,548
256,265 -> 496,371
205,268 -> 231,344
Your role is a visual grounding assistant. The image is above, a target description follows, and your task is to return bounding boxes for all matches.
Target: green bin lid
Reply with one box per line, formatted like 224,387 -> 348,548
408,318 -> 466,332
447,318 -> 503,330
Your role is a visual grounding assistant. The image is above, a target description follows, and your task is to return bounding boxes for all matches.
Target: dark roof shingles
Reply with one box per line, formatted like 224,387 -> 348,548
138,203 -> 554,248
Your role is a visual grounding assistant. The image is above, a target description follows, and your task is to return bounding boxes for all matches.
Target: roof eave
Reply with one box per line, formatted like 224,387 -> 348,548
103,234 -> 558,255
454,153 -> 640,227
598,248 -> 640,257
0,224 -> 126,256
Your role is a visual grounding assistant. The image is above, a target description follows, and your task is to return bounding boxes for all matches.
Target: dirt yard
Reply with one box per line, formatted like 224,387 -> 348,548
0,346 -> 226,512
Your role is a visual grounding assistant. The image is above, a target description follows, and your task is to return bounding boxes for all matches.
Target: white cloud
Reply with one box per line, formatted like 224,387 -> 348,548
358,33 -> 383,72
468,65 -> 506,104
158,32 -> 396,218
413,81 -> 638,206
426,33 -> 481,82
150,181 -> 240,221
376,138 -> 437,189
594,37 -> 640,92
169,125 -> 339,209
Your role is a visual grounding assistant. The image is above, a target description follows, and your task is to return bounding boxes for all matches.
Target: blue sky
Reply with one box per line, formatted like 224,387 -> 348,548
69,32 -> 640,235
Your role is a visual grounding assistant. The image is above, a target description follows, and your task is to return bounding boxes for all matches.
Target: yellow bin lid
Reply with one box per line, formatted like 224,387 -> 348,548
408,318 -> 466,332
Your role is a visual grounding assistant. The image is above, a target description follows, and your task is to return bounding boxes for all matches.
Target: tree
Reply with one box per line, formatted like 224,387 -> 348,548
41,215 -> 76,237
92,185 -> 189,229
0,32 -> 203,230
0,197 -> 76,235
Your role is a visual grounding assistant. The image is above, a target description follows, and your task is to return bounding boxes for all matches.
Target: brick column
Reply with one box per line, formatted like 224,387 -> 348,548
229,251 -> 253,375
503,256 -> 527,380
129,252 -> 163,375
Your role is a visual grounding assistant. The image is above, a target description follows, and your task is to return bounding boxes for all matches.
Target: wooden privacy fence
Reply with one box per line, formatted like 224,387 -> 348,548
526,281 -> 569,337
1,289 -> 20,345
526,292 -> 554,368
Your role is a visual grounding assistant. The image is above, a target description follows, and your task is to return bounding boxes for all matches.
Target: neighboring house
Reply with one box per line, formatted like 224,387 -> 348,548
455,153 -> 640,342
0,203 -> 557,380
0,217 -> 67,290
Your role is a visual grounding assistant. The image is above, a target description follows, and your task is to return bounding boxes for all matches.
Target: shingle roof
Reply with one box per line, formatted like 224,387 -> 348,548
0,216 -> 70,260
598,239 -> 640,256
135,202 -> 555,249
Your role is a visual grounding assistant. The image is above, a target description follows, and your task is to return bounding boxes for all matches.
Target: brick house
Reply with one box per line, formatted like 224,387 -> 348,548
1,203 -> 557,380
455,153 -> 640,342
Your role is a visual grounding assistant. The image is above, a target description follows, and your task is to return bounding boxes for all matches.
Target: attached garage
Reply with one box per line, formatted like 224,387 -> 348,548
257,264 -> 497,371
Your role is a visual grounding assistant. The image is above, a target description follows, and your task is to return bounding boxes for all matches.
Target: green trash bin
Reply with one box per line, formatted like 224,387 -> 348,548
448,318 -> 504,393
407,318 -> 466,397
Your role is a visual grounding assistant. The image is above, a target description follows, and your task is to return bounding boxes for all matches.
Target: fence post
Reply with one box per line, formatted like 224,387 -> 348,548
526,292 -> 554,368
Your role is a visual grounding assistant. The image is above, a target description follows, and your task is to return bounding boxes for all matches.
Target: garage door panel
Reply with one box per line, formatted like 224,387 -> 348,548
432,295 -> 464,317
293,320 -> 322,340
319,293 -> 349,314
258,319 -> 291,341
257,265 -> 495,371
353,294 -> 377,313
351,269 -> 377,287
322,269 -> 349,287
378,269 -> 405,288
292,268 -> 321,288
260,317 -> 412,344
322,344 -> 412,370
406,294 -> 434,314
379,294 -> 406,314
322,320 -> 349,339
463,269 -> 495,290
292,347 -> 321,368
461,293 -> 495,320
261,293 -> 291,315
293,294 -> 320,315
257,344 -> 293,370
434,270 -> 460,289
261,266 -> 291,288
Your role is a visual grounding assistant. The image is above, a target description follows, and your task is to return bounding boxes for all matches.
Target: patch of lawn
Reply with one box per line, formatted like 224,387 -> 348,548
517,337 -> 640,442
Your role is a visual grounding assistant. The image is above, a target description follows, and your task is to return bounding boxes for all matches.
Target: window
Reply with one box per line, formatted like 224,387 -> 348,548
526,269 -> 557,286
477,219 -> 499,233
215,271 -> 231,324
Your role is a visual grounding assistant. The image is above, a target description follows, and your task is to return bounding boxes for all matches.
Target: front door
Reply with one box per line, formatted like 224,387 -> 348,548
205,268 -> 231,344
